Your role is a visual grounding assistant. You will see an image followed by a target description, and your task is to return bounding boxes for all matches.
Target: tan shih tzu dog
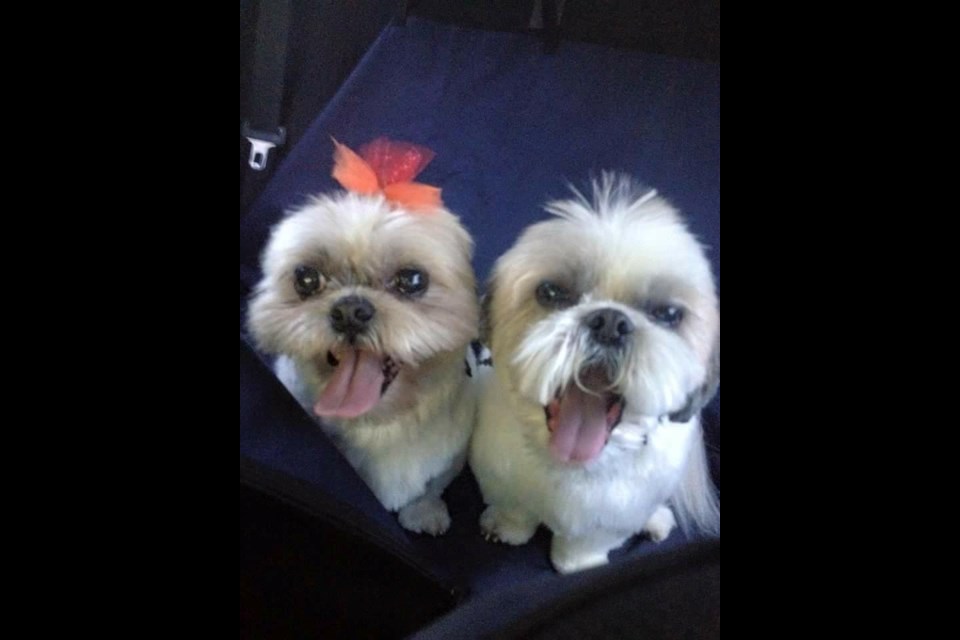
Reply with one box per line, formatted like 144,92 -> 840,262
247,139 -> 480,535
470,174 -> 720,573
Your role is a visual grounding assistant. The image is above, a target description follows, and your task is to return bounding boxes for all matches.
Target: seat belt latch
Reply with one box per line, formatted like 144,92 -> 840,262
242,122 -> 286,171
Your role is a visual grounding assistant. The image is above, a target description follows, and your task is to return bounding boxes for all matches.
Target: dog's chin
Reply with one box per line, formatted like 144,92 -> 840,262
311,346 -> 402,420
542,364 -> 626,465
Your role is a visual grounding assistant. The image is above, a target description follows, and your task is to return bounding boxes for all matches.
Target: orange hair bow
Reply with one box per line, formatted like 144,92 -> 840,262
331,137 -> 443,211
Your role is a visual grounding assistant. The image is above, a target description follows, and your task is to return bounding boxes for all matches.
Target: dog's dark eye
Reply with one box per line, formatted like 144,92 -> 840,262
649,305 -> 684,328
392,268 -> 429,297
293,265 -> 324,298
536,281 -> 574,308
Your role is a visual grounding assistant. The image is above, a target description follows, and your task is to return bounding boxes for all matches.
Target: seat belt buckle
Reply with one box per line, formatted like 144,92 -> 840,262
242,122 -> 286,171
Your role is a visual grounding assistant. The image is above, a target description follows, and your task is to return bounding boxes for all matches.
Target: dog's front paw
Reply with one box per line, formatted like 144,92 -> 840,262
398,496 -> 451,536
643,505 -> 676,543
550,531 -> 631,574
550,538 -> 610,574
479,505 -> 538,545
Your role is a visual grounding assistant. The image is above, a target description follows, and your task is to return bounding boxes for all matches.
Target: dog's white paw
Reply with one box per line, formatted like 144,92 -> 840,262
398,496 -> 451,536
550,531 -> 631,574
550,540 -> 610,574
643,505 -> 676,543
479,505 -> 538,545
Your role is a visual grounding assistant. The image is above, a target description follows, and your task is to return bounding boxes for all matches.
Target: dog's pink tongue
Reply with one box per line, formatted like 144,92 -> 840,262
548,386 -> 610,463
313,349 -> 385,418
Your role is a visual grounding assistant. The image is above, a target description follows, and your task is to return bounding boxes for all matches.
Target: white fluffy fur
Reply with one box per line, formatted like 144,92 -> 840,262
274,348 -> 476,521
470,174 -> 720,572
248,192 -> 480,535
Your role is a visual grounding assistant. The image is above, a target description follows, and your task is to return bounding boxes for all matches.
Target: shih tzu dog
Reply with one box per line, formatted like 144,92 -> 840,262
247,139 -> 480,535
470,174 -> 720,573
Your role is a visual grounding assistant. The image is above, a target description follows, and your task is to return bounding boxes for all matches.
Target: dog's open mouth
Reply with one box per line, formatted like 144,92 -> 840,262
543,366 -> 625,464
313,349 -> 400,418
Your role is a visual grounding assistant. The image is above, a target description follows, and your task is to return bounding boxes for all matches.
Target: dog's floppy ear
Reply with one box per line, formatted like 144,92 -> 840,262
669,339 -> 719,423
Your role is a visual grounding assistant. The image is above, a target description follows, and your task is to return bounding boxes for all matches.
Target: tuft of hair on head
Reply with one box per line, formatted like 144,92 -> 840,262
543,172 -> 676,226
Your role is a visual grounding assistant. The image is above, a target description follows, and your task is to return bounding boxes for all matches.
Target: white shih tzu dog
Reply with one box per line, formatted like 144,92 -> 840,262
470,174 -> 720,573
247,139 -> 480,535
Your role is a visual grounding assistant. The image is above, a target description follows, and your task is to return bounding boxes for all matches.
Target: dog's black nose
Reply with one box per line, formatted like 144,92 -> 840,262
584,308 -> 634,346
330,296 -> 376,335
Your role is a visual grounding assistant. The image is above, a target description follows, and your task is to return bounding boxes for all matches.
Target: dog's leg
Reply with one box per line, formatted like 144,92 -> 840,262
550,530 -> 630,574
397,451 -> 465,536
398,495 -> 451,536
479,505 -> 539,545
643,504 -> 677,542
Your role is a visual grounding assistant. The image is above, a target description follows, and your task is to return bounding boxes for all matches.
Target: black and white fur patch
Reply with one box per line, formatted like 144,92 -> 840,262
464,339 -> 493,377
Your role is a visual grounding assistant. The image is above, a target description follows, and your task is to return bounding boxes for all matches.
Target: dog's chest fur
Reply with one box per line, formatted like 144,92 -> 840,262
275,353 -> 476,511
472,372 -> 696,537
